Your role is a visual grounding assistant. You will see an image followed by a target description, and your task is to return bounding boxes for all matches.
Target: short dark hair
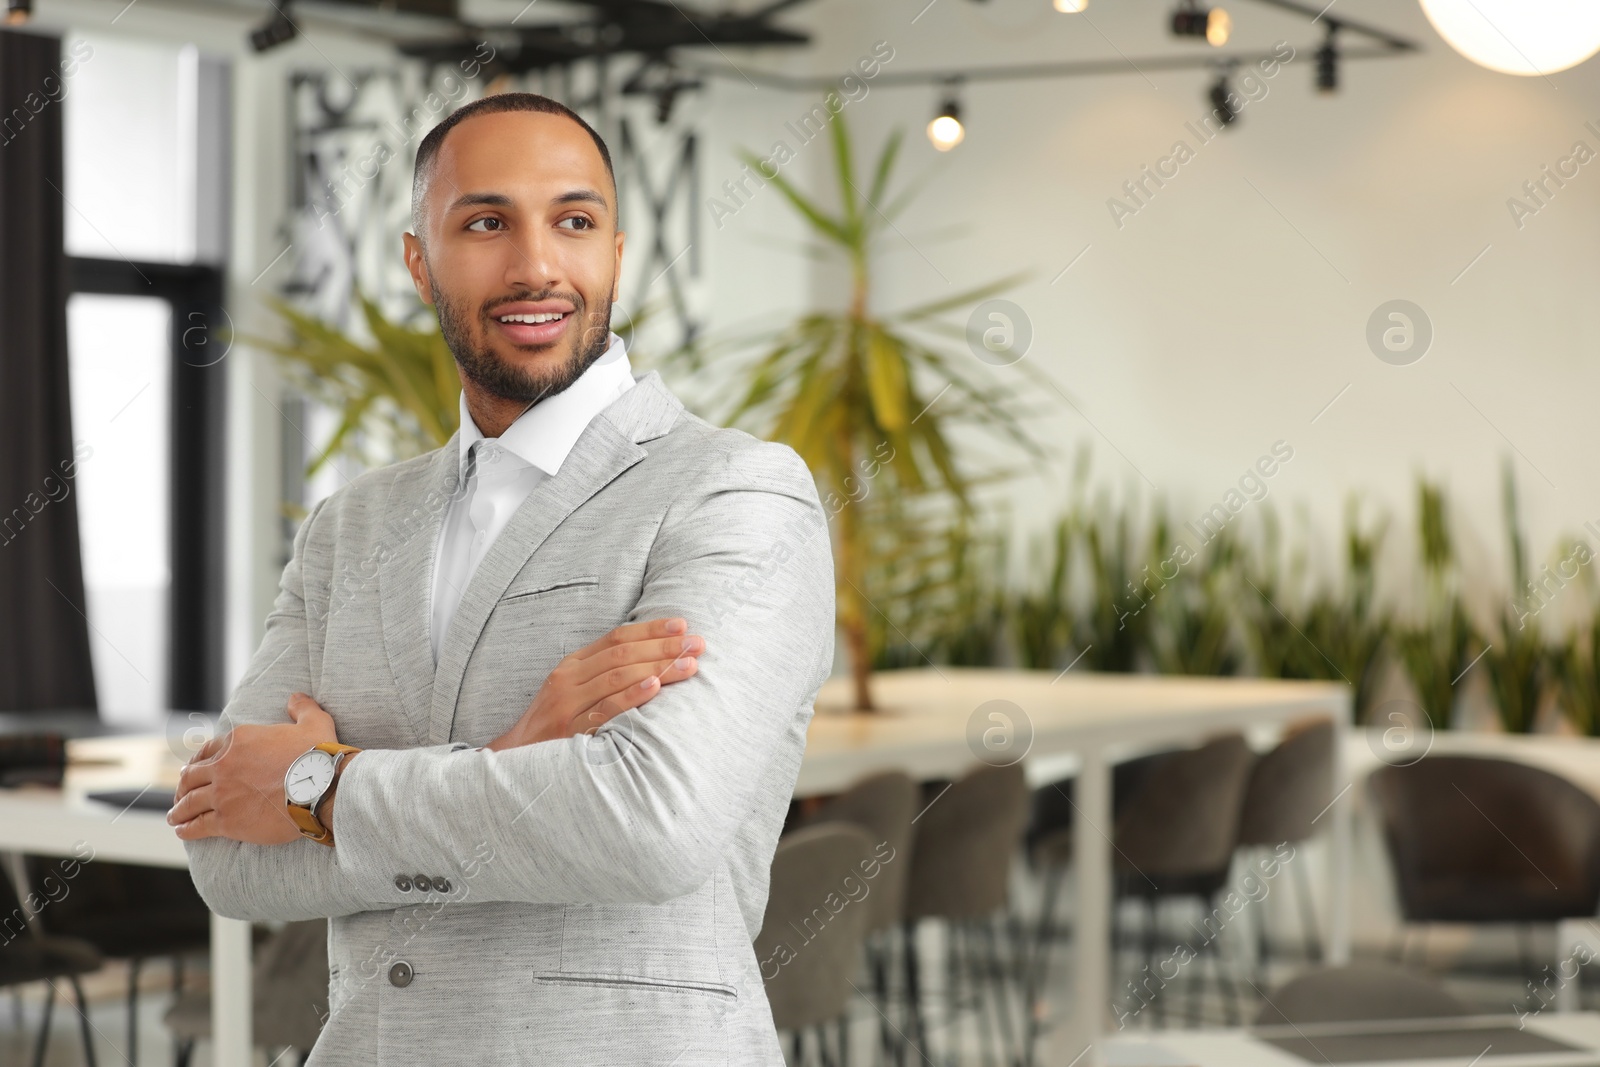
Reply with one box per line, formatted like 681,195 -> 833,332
410,91 -> 618,236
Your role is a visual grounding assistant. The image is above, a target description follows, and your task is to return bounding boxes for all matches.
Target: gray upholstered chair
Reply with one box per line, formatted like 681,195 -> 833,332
756,823 -> 878,1066
802,770 -> 916,936
1024,732 -> 1256,1054
0,862 -> 105,1067
1236,718 -> 1335,968
799,770 -> 917,1061
1369,755 -> 1600,976
22,857 -> 212,1066
903,762 -> 1030,1066
1113,733 -> 1257,1027
167,919 -> 329,1067
1253,963 -> 1468,1026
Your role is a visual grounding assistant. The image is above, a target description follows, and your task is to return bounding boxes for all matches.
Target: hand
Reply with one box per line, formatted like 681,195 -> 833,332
169,694 -> 338,844
485,617 -> 704,752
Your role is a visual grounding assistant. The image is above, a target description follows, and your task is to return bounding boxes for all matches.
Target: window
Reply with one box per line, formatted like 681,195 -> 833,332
61,32 -> 230,722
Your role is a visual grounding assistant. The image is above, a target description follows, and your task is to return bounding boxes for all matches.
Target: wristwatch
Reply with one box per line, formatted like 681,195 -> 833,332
284,742 -> 361,845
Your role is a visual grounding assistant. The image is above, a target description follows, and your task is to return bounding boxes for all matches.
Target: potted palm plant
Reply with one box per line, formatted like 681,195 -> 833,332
253,293 -> 461,487
671,105 -> 1050,709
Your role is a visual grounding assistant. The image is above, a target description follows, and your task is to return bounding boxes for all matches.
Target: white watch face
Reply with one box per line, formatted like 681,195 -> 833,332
285,750 -> 337,806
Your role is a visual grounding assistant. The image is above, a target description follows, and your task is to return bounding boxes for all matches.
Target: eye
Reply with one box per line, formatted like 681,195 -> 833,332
557,216 -> 594,231
466,217 -> 505,233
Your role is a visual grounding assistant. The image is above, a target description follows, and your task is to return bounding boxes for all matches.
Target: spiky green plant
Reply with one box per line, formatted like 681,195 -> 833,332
1553,607 -> 1600,735
1239,508 -> 1321,680
1073,488 -> 1158,673
1013,516 -> 1073,670
252,293 -> 461,478
927,516 -> 1012,668
1149,511 -> 1242,676
670,105 -> 1050,708
1394,479 -> 1474,730
1484,458 -> 1545,733
869,491 -> 1008,670
1302,499 -> 1392,722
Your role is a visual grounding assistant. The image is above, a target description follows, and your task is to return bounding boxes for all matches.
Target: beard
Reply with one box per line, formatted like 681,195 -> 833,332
432,279 -> 615,406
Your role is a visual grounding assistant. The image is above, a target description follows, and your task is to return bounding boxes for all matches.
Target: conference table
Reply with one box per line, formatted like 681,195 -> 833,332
0,668 -> 1352,1066
1100,1012 -> 1600,1066
802,667 -> 1353,1065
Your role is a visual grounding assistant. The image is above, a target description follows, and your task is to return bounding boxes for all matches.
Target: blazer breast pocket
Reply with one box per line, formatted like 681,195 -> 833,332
498,574 -> 601,603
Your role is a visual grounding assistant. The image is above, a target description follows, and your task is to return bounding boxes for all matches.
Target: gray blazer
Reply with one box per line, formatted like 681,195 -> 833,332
184,370 -> 836,1065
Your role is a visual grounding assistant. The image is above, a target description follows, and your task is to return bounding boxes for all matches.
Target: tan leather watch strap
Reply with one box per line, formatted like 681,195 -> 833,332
288,742 -> 362,846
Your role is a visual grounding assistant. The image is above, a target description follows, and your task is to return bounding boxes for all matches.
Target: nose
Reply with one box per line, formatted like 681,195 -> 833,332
500,222 -> 562,295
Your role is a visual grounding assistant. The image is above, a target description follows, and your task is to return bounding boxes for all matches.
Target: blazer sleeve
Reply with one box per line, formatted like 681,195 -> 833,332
181,494 -> 460,921
327,438 -> 836,905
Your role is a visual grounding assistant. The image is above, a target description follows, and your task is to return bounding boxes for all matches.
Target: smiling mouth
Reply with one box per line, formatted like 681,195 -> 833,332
497,311 -> 570,325
493,309 -> 575,346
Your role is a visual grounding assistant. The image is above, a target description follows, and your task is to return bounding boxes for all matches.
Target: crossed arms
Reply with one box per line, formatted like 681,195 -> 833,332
175,443 -> 834,922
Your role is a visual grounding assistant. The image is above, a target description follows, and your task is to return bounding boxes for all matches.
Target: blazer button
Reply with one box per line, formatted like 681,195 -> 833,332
388,961 -> 413,988
414,874 -> 433,892
435,877 -> 452,893
394,875 -> 412,892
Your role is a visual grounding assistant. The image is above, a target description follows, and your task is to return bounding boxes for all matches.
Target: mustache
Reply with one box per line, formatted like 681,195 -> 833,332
480,291 -> 585,317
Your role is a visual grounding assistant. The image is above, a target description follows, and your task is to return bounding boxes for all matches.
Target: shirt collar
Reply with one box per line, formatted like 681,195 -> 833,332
457,331 -> 635,482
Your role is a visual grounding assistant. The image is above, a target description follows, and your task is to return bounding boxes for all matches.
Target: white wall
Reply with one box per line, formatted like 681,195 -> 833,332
732,0 -> 1600,632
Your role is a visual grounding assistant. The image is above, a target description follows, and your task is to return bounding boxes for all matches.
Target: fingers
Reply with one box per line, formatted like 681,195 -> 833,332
580,654 -> 700,706
574,655 -> 700,726
174,757 -> 215,803
573,617 -> 689,660
172,809 -> 222,841
569,633 -> 707,686
188,734 -> 225,767
285,692 -> 332,726
167,783 -> 215,828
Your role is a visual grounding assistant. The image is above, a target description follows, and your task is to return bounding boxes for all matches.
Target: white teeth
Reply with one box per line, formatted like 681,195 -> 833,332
499,312 -> 567,324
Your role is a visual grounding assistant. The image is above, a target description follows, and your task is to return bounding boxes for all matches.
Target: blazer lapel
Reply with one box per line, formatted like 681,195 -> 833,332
377,431 -> 465,746
426,371 -> 684,745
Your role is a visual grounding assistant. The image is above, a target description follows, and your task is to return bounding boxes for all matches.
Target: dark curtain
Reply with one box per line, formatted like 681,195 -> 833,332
0,29 -> 97,713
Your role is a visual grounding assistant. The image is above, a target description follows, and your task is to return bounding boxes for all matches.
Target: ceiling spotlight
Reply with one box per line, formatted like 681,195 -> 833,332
927,96 -> 965,152
1208,73 -> 1239,128
1053,0 -> 1089,12
1172,1 -> 1231,46
4,0 -> 31,25
1316,27 -> 1340,92
250,4 -> 298,53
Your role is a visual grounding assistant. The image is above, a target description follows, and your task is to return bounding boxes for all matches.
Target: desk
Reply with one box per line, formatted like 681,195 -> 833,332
802,667 -> 1353,1064
1100,1013 -> 1600,1066
0,733 -> 252,1067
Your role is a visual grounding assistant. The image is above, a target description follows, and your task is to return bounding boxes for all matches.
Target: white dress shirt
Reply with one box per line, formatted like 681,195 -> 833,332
430,332 -> 635,665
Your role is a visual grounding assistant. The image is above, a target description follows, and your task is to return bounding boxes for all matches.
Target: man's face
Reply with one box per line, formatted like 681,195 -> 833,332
403,110 -> 624,406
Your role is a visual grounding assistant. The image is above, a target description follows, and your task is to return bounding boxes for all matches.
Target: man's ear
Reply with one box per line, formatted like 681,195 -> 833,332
612,227 -> 625,302
402,232 -> 434,306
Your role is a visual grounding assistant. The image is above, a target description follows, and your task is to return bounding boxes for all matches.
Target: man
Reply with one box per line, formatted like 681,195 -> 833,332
168,92 -> 834,1065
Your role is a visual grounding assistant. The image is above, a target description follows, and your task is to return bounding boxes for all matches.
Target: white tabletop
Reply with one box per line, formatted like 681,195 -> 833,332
0,733 -> 186,866
800,667 -> 1348,797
